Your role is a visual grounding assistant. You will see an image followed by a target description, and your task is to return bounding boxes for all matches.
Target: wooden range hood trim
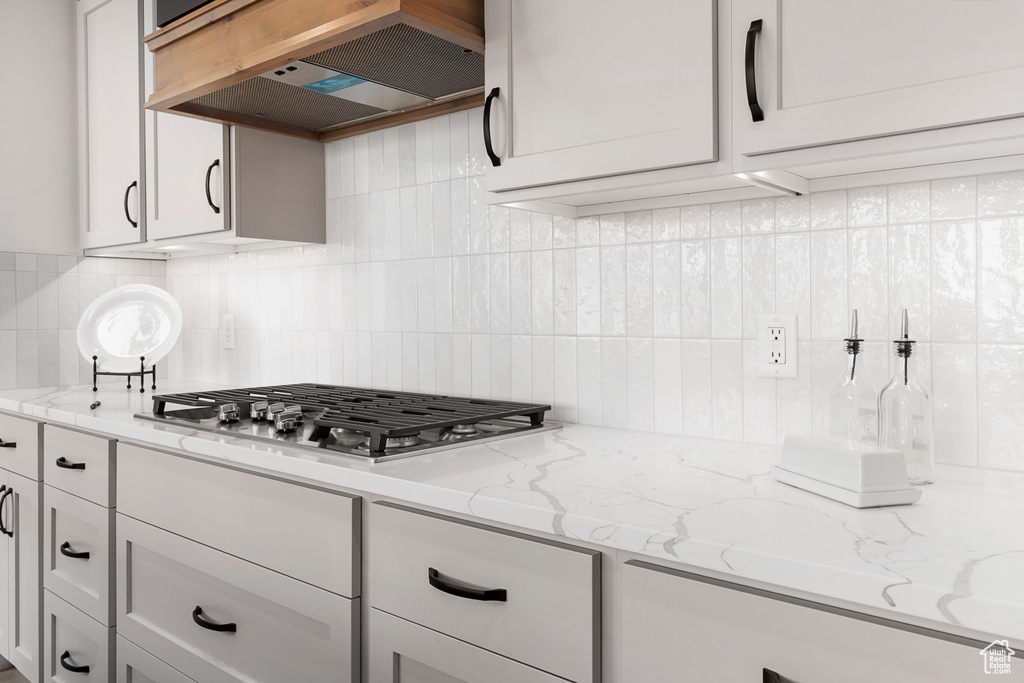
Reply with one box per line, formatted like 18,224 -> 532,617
145,0 -> 485,131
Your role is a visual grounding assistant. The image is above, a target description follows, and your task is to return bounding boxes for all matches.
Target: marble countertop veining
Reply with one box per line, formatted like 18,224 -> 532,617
2,381 -> 1022,646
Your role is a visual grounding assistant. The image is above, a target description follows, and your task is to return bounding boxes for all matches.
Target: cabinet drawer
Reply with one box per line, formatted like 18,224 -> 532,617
0,412 -> 43,480
117,444 -> 359,597
622,560 -> 1003,682
367,502 -> 599,683
368,608 -> 566,683
43,426 -> 115,507
116,636 -> 197,683
43,486 -> 115,626
43,591 -> 114,683
117,515 -> 359,683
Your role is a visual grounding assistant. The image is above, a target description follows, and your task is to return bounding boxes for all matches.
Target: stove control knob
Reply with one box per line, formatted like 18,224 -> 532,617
217,403 -> 240,423
274,409 -> 302,433
249,400 -> 269,421
267,402 -> 286,419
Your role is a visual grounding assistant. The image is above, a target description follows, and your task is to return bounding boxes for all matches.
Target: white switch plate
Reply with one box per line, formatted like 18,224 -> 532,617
757,314 -> 798,378
220,313 -> 236,350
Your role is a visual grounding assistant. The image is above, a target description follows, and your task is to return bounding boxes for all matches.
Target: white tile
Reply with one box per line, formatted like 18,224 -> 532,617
810,190 -> 847,230
0,272 -> 14,330
386,332 -> 404,390
710,237 -> 741,338
625,211 -> 652,243
810,341 -> 846,435
531,251 -> 553,334
435,333 -> 454,393
978,344 -> 1024,471
15,271 -> 37,329
848,186 -> 887,227
432,181 -> 452,257
600,214 -> 625,245
400,186 -> 417,259
431,116 -> 451,182
531,213 -> 553,250
416,184 -> 433,258
887,181 -> 930,224
510,335 -> 533,402
37,272 -> 58,330
575,247 -> 601,335
576,337 -> 602,425
553,337 -> 578,423
710,201 -> 741,237
931,177 -> 976,220
344,331 -> 359,385
552,249 -> 576,336
553,216 -> 576,248
600,246 -> 626,335
470,254 -> 490,334
710,340 -> 742,440
775,195 -> 809,232
0,331 -> 14,389
325,140 -> 344,199
352,136 -> 369,195
383,188 -> 401,260
741,235 -> 775,338
932,343 -> 977,467
889,223 -> 931,340
978,171 -> 1024,217
626,244 -> 652,337
384,262 -> 403,332
15,330 -> 37,389
680,205 -> 711,240
453,334 -> 472,394
810,230 -> 848,340
356,263 -> 373,330
402,333 -> 419,391
743,340 -> 776,444
979,217 -> 1024,342
418,333 -> 436,393
450,178 -> 470,255
652,207 -> 682,241
58,329 -> 79,386
367,131 -> 384,192
490,334 -> 511,400
415,120 -> 433,186
357,193 -> 374,262
358,331 -> 373,386
652,242 -> 682,337
38,330 -> 58,386
489,206 -> 510,252
776,233 -> 812,340
848,227 -> 888,341
576,217 -> 600,247
507,209 -> 532,252
601,338 -> 628,429
449,111 -> 470,178
451,256 -> 471,333
0,253 -> 15,271
741,198 -> 775,234
398,124 -> 417,188
434,258 -> 453,333
469,177 -> 489,254
417,259 -> 435,333
467,108 -> 487,176
532,336 -> 554,406
652,338 -> 683,434
509,252 -> 532,334
489,253 -> 510,334
626,338 -> 654,432
931,221 -> 976,342
776,340 -> 813,443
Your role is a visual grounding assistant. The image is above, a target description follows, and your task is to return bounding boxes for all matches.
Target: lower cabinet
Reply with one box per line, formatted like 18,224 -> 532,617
43,591 -> 113,683
115,635 -> 196,683
621,559 -> 999,682
1,471 -> 42,683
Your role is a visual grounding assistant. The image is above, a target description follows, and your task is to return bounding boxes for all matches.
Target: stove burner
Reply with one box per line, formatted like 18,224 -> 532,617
439,423 -> 479,441
218,403 -> 240,423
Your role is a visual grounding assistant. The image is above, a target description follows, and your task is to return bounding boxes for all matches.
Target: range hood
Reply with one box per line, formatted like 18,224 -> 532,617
145,0 -> 484,142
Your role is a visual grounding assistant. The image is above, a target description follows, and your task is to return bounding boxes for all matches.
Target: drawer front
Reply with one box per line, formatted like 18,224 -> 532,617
368,608 -> 566,683
117,444 -> 359,597
116,636 -> 197,683
43,486 -> 115,626
117,515 -> 359,683
622,560 -> 1002,683
367,502 -> 599,683
0,412 -> 43,480
43,590 -> 114,683
43,426 -> 115,507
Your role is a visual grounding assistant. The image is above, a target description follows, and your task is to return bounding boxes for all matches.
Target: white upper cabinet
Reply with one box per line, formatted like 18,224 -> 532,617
0,0 -> 78,255
733,0 -> 1024,158
484,0 -> 717,192
78,0 -> 145,250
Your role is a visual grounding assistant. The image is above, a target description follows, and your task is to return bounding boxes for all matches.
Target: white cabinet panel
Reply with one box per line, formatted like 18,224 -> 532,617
116,635 -> 197,683
0,413 -> 43,482
485,0 -> 716,191
43,591 -> 113,683
7,473 -> 42,683
78,0 -> 145,249
43,426 -> 116,508
734,0 -> 1024,157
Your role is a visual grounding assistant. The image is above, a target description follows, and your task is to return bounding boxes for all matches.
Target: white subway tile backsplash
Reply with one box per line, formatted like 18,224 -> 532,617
775,195 -> 810,233
978,217 -> 1024,342
889,223 -> 931,340
510,335 -> 533,402
931,221 -> 976,342
600,245 -> 626,335
652,338 -> 683,435
932,343 -> 978,467
711,201 -> 741,237
653,206 -> 682,241
810,190 -> 847,230
509,252 -> 532,334
531,213 -> 553,250
626,338 -> 654,432
625,244 -> 652,338
490,334 -> 511,400
489,253 -> 510,334
601,337 -> 628,429
741,198 -> 775,234
576,248 -> 603,335
553,336 -> 578,423
978,344 -> 1024,471
742,340 -> 776,444
681,339 -> 712,437
531,251 -> 554,335
509,209 -> 531,252
652,242 -> 682,337
741,235 -> 775,338
848,186 -> 887,227
978,171 -> 1024,217
810,230 -> 848,340
931,177 -> 977,220
626,211 -> 652,244
600,213 -> 625,245
710,237 -> 741,338
470,255 -> 490,334
848,227 -> 888,341
711,339 -> 743,440
576,337 -> 601,424
552,249 -> 576,336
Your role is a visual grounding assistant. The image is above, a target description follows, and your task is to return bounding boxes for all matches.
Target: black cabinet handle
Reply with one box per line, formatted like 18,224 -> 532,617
0,486 -> 11,538
0,439 -> 15,448
192,606 -> 236,633
482,87 -> 501,167
0,485 -> 7,537
763,668 -> 781,683
745,19 -> 765,122
55,456 -> 86,470
205,159 -> 221,214
123,180 -> 138,228
60,650 -> 90,674
428,567 -> 507,602
60,541 -> 90,560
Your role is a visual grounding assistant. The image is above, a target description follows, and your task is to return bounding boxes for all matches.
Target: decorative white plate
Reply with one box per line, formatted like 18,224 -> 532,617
77,284 -> 183,373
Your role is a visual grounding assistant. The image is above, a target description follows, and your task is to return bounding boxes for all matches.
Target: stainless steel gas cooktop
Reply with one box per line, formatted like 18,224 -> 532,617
135,383 -> 558,462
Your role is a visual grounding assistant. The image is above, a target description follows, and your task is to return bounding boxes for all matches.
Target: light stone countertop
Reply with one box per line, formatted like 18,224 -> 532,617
2,380 -> 1021,648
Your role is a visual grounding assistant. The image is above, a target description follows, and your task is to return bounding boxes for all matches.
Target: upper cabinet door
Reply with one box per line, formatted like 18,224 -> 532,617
734,0 -> 1024,157
78,0 -> 144,250
484,0 -> 717,192
146,111 -> 229,241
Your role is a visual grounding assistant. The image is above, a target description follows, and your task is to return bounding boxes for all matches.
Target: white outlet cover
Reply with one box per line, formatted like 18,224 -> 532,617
757,313 -> 798,378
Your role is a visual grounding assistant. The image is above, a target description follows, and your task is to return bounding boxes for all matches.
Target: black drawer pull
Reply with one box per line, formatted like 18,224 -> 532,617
60,541 -> 90,560
483,87 -> 501,167
0,485 -> 7,537
205,159 -> 221,214
428,567 -> 507,602
60,650 -> 90,674
763,668 -> 781,683
0,439 -> 15,448
192,606 -> 237,633
123,180 -> 138,228
55,456 -> 86,470
745,19 -> 765,122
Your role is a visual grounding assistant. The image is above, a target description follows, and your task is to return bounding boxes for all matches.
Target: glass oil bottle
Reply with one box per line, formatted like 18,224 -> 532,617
877,310 -> 934,484
828,310 -> 878,444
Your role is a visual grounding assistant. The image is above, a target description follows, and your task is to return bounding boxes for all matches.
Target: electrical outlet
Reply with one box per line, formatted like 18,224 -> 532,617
757,314 -> 798,378
220,313 -> 236,350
